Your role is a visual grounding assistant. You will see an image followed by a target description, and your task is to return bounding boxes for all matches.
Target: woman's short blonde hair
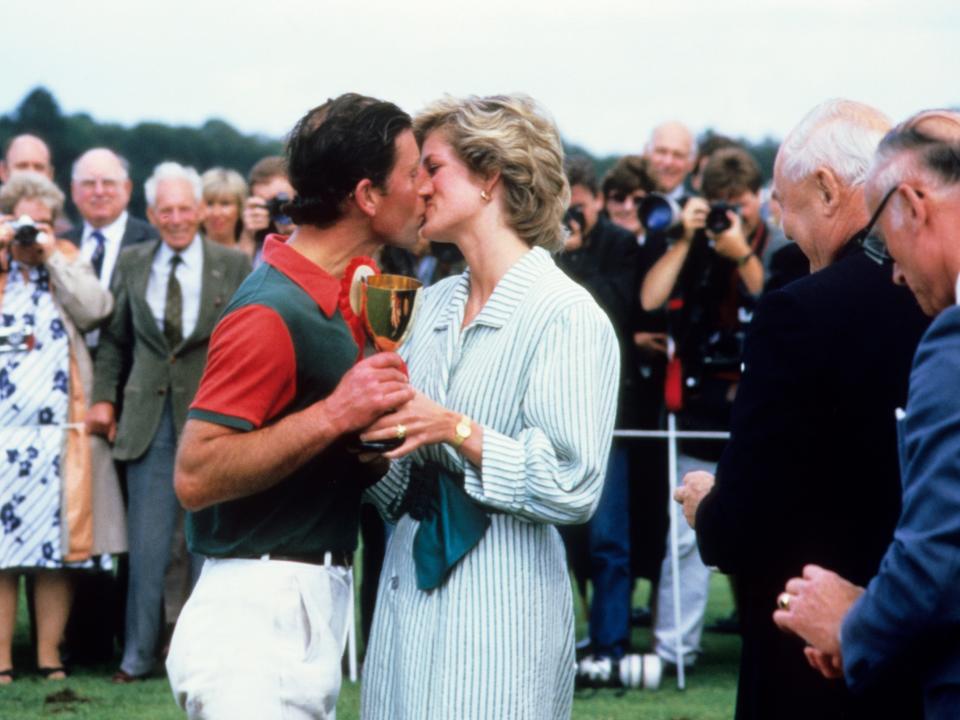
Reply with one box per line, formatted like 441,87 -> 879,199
201,167 -> 248,209
414,94 -> 569,252
0,171 -> 65,221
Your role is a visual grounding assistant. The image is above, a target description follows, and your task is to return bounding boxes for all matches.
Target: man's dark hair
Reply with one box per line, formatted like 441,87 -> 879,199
695,134 -> 741,171
701,147 -> 762,199
248,155 -> 287,188
564,155 -> 598,196
602,154 -> 656,198
283,94 -> 412,228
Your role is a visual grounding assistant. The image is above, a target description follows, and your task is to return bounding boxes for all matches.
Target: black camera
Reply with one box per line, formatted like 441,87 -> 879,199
10,217 -> 40,247
704,201 -> 741,234
563,206 -> 586,233
265,192 -> 292,227
638,193 -> 741,236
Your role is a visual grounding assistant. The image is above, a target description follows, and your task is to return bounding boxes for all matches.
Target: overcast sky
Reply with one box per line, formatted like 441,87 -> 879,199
5,0 -> 958,156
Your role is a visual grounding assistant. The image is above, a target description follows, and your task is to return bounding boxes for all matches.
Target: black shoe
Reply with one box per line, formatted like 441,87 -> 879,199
630,606 -> 652,627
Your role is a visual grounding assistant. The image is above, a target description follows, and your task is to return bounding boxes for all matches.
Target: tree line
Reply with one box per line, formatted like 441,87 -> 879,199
1,86 -> 782,223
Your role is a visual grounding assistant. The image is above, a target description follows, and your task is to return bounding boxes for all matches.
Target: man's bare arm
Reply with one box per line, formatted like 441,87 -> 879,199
174,352 -> 413,511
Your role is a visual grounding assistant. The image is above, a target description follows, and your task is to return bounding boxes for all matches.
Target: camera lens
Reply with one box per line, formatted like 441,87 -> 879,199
13,225 -> 39,247
706,202 -> 739,234
638,194 -> 682,234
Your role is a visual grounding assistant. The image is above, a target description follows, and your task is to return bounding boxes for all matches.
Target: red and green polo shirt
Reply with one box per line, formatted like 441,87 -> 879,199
186,236 -> 366,558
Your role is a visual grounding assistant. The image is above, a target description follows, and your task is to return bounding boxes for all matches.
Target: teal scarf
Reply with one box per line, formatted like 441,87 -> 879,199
402,462 -> 490,592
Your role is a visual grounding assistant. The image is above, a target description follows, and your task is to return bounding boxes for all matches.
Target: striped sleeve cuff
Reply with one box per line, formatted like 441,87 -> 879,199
463,426 -> 532,512
187,408 -> 254,432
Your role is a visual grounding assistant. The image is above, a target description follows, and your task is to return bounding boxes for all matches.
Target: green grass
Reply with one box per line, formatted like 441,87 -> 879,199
1,570 -> 739,719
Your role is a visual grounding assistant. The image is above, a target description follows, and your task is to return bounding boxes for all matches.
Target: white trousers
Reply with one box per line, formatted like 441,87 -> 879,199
166,557 -> 352,720
654,453 -> 714,665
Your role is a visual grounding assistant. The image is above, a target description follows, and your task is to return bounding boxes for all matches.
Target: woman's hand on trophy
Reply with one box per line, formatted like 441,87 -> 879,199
359,391 -> 460,459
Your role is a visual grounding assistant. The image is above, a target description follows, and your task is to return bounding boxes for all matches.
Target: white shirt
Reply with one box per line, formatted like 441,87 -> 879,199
955,274 -> 960,305
79,211 -> 129,288
145,234 -> 204,343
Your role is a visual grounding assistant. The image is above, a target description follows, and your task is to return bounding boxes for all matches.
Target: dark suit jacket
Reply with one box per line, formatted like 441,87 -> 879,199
64,215 -> 158,271
842,304 -> 960,719
92,237 -> 251,462
695,245 -> 929,719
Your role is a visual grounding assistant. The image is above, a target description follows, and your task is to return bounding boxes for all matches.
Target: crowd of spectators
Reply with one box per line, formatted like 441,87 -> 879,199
0,96 -> 955,720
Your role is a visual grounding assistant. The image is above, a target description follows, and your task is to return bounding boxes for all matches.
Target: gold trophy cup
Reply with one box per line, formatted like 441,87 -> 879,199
357,273 -> 423,451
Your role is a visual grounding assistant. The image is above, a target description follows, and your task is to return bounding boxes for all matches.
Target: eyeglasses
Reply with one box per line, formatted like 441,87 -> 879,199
75,177 -> 122,192
851,186 -> 897,266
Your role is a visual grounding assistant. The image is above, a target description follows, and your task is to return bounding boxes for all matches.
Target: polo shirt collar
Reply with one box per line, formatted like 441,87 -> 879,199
262,235 -> 340,318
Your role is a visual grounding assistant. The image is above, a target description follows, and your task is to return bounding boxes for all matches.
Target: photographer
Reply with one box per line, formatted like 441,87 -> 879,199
236,156 -> 296,266
639,146 -> 768,669
0,172 -> 119,683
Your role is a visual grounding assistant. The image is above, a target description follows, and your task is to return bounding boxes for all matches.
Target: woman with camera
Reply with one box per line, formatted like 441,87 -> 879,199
358,95 -> 618,719
0,172 -> 121,683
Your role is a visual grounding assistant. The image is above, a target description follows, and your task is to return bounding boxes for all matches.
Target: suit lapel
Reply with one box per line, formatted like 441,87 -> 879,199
181,239 -> 226,351
129,239 -> 168,347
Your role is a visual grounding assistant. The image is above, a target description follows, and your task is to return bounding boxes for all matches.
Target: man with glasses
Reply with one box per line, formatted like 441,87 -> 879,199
673,99 -> 928,719
61,148 -> 159,667
775,109 -> 960,719
66,148 -> 158,294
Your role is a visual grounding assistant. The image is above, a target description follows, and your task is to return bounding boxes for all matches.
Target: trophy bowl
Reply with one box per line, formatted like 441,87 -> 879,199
357,273 -> 423,451
361,274 -> 423,353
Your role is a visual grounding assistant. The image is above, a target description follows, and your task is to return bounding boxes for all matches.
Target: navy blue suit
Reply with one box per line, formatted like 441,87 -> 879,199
842,303 -> 960,718
695,245 -> 928,719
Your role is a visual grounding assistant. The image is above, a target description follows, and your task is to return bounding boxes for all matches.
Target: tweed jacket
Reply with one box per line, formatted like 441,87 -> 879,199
92,237 -> 250,461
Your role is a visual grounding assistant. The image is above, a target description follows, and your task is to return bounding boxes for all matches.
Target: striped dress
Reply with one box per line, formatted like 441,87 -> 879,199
362,247 -> 619,720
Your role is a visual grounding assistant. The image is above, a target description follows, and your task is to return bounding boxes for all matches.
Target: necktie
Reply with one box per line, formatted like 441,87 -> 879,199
163,254 -> 183,349
90,231 -> 106,278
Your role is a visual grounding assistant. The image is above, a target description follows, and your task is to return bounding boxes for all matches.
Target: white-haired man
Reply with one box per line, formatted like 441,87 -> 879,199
674,100 -> 928,718
87,162 -> 250,682
775,110 -> 960,719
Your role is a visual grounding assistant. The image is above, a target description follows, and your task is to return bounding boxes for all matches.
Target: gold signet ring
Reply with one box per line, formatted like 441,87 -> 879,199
777,592 -> 792,611
395,424 -> 407,440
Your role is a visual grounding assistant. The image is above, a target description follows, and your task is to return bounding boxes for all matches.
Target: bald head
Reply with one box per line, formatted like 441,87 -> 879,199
0,134 -> 53,182
71,148 -> 132,229
772,100 -> 891,272
646,121 -> 695,194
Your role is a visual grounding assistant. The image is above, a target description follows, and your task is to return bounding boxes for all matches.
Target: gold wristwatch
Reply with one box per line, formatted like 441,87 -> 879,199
452,415 -> 472,448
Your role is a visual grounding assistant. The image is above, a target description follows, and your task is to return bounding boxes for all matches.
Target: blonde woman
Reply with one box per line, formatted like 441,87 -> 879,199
200,168 -> 247,246
360,95 -> 619,719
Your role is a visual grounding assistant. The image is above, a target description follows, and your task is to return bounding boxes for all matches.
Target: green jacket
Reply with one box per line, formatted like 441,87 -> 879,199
92,237 -> 251,461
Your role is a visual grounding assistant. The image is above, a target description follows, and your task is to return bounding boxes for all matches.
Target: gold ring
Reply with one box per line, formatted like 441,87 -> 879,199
395,424 -> 406,440
777,592 -> 792,611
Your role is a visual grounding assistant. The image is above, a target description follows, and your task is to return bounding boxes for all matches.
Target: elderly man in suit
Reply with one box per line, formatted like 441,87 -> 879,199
775,109 -> 960,719
673,99 -> 929,719
63,147 -> 159,665
65,148 -> 158,297
87,162 -> 250,682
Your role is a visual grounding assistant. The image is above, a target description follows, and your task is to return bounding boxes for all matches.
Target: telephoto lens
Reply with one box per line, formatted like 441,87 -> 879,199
637,193 -> 685,234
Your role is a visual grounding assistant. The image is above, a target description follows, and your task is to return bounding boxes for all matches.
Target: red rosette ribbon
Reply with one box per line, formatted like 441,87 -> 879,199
339,256 -> 380,362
